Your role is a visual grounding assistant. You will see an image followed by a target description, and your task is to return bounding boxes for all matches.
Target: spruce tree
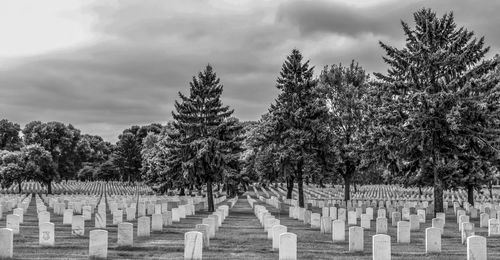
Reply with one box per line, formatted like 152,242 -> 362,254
169,64 -> 241,212
268,49 -> 328,207
374,9 -> 499,214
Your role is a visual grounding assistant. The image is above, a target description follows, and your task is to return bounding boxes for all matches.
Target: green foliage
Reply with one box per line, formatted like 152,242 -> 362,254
0,119 -> 22,151
317,61 -> 372,200
373,8 -> 499,211
167,64 -> 242,211
23,121 -> 81,182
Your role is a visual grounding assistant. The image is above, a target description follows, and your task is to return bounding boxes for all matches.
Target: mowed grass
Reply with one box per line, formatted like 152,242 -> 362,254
2,191 -> 500,259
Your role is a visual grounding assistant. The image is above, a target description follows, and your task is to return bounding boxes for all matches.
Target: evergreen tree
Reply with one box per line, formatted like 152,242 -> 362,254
374,9 -> 499,214
169,64 -> 242,212
268,49 -> 328,207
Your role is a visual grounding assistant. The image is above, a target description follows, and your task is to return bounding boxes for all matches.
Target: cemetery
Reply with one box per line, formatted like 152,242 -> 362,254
1,1 -> 500,260
0,182 -> 499,259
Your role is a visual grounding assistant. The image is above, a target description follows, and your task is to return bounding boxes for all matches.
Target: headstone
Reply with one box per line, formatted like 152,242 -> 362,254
332,220 -> 345,242
361,214 -> 371,230
152,214 -> 163,232
391,212 -> 401,227
38,211 -> 50,224
480,213 -> 489,228
417,209 -> 426,223
279,232 -> 297,260
0,228 -> 13,258
349,226 -> 364,252
397,221 -> 410,243
89,230 -> 108,259
72,215 -> 85,236
330,207 -> 337,220
95,212 -> 106,229
82,206 -> 92,221
461,222 -> 475,244
310,213 -> 321,229
320,216 -> 332,234
488,218 -> 500,236
39,222 -> 55,246
63,209 -> 73,225
117,222 -> 133,246
348,211 -> 357,225
126,207 -> 136,221
184,231 -> 203,260
195,224 -> 210,249
467,236 -> 486,260
113,210 -> 123,225
172,208 -> 180,222
459,215 -> 470,232
202,218 -> 216,238
6,214 -> 20,234
425,227 -> 441,253
137,216 -> 151,237
376,217 -> 388,234
162,211 -> 173,226
13,208 -> 23,223
409,215 -> 420,231
432,218 -> 444,234
372,234 -> 391,260
338,208 -> 346,222
272,225 -> 287,250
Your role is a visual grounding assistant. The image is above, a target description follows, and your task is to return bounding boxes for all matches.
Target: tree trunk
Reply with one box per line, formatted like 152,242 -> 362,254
18,181 -> 22,193
286,176 -> 294,199
433,168 -> 444,215
47,180 -> 52,194
344,175 -> 351,202
489,181 -> 493,202
179,187 -> 185,196
207,180 -> 215,212
297,159 -> 304,208
353,182 -> 357,193
419,186 -> 422,196
466,183 -> 474,206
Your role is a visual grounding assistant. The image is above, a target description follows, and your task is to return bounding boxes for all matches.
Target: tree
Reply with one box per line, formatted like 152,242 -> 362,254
22,144 -> 56,193
0,119 -> 22,151
113,124 -> 162,182
0,150 -> 24,192
317,61 -> 372,202
169,64 -> 242,212
267,49 -> 329,207
374,9 -> 499,214
113,132 -> 142,182
23,121 -> 81,192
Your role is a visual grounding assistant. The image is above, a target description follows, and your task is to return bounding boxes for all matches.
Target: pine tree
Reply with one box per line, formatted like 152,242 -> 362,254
169,64 -> 242,212
374,9 -> 499,214
268,49 -> 328,207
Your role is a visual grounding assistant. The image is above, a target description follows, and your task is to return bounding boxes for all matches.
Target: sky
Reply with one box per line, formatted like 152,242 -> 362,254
1,0 -> 499,143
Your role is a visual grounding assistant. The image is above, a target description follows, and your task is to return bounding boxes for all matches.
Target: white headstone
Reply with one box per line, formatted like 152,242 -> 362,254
6,214 -> 20,234
372,234 -> 391,260
63,209 -> 73,225
39,222 -> 55,246
425,227 -> 441,253
137,216 -> 151,237
184,231 -> 203,260
89,229 -> 108,259
0,228 -> 13,258
272,225 -> 287,250
117,222 -> 133,246
332,220 -> 345,242
397,221 -> 410,243
467,235 -> 486,260
72,215 -> 85,236
376,217 -> 388,234
195,224 -> 210,249
349,226 -> 364,252
488,218 -> 500,236
152,214 -> 163,232
95,212 -> 106,229
279,232 -> 297,260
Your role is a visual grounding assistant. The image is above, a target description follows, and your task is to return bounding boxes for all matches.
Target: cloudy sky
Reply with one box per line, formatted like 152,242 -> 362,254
1,0 -> 499,142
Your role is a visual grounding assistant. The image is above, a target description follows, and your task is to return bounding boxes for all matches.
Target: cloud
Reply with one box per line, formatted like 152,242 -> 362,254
1,0 -> 499,142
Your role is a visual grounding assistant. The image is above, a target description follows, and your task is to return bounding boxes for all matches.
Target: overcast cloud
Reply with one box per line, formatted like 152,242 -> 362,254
1,0 -> 499,142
